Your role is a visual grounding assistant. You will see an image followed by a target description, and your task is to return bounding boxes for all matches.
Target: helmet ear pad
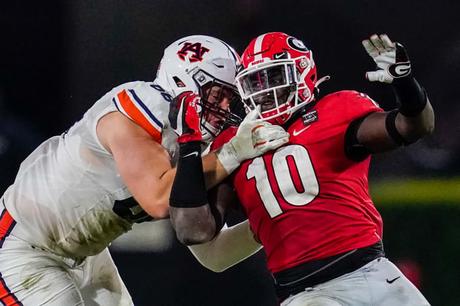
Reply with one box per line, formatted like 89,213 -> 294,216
295,56 -> 317,104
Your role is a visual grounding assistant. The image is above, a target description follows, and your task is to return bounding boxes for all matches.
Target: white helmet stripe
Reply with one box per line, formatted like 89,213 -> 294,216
253,34 -> 266,62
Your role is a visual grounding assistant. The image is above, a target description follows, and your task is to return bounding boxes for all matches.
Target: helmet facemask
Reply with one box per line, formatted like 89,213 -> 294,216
193,70 -> 243,142
236,57 -> 314,124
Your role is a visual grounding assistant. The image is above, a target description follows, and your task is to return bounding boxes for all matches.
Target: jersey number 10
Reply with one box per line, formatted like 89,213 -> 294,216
246,144 -> 319,218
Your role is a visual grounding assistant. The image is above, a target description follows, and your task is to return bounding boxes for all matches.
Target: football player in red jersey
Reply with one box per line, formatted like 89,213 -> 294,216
170,32 -> 433,305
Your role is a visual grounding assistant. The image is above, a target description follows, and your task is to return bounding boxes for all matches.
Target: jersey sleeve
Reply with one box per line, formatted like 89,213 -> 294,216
316,90 -> 383,162
331,91 -> 383,161
324,90 -> 383,123
112,83 -> 165,143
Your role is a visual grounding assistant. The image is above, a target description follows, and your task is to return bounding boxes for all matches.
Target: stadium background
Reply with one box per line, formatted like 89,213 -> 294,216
1,1 -> 459,305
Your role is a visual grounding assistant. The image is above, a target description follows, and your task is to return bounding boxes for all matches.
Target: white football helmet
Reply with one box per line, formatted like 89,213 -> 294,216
156,35 -> 243,142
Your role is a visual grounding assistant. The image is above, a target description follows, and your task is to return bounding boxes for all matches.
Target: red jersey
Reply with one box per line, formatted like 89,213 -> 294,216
213,90 -> 384,273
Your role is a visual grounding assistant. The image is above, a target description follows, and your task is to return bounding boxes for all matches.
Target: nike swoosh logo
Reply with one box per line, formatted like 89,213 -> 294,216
292,125 -> 311,136
386,276 -> 401,284
274,52 -> 285,60
183,151 -> 199,158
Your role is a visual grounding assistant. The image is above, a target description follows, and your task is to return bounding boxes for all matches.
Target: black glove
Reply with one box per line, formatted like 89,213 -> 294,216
362,33 -> 411,83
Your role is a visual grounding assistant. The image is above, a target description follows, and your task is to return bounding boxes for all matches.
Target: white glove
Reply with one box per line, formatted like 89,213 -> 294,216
216,108 -> 290,174
362,34 -> 411,83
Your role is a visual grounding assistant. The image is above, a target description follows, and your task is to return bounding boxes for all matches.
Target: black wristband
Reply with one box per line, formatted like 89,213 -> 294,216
170,141 -> 208,208
392,77 -> 427,117
385,109 -> 413,146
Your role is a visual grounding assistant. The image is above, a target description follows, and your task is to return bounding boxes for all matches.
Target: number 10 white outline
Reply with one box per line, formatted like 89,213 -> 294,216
246,144 -> 319,218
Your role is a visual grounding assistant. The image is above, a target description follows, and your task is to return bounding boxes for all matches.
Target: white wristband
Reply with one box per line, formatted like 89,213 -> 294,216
215,142 -> 241,174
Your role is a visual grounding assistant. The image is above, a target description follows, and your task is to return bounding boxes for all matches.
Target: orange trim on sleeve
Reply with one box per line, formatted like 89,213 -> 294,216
117,90 -> 162,143
0,210 -> 22,306
0,210 -> 14,240
0,282 -> 21,306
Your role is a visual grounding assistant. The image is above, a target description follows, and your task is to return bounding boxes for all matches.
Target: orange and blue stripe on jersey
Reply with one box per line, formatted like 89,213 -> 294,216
0,207 -> 22,306
113,89 -> 163,143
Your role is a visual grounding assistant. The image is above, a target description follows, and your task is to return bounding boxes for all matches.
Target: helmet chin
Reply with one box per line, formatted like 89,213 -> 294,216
268,113 -> 292,125
260,101 -> 293,125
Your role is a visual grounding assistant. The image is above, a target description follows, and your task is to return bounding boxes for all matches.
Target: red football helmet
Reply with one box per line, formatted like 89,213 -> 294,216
236,32 -> 318,124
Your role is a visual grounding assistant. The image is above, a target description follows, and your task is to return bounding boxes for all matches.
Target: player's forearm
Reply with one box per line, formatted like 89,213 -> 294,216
145,156 -> 226,225
169,142 -> 224,244
170,206 -> 217,245
395,98 -> 435,143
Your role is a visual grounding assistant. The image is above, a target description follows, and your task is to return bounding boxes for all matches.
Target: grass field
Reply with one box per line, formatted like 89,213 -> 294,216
371,177 -> 460,206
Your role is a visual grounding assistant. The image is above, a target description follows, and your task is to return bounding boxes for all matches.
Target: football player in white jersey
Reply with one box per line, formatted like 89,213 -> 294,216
0,35 -> 289,305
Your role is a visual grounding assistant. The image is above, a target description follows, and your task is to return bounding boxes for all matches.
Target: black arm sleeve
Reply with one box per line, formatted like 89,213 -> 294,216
169,141 -> 208,208
392,77 -> 427,117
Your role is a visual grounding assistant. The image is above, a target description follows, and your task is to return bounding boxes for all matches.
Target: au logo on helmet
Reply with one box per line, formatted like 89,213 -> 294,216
177,42 -> 210,63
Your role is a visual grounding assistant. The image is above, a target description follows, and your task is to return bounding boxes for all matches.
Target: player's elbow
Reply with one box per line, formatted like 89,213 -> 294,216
407,121 -> 434,142
170,206 -> 217,245
398,105 -> 435,143
416,105 -> 435,136
175,226 -> 215,246
423,115 -> 435,136
409,119 -> 435,143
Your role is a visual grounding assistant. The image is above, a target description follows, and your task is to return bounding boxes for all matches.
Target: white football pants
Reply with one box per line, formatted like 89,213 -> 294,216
0,222 -> 133,306
281,257 -> 430,306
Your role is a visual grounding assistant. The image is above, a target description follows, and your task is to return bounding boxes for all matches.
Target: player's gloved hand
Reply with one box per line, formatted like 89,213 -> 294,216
362,34 -> 411,84
169,91 -> 202,143
216,108 -> 290,174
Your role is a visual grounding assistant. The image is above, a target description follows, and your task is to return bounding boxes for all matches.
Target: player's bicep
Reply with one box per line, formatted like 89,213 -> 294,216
97,112 -> 172,217
354,111 -> 399,154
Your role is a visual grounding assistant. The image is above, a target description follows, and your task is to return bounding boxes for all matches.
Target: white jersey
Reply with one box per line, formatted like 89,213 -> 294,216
1,81 -> 178,260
